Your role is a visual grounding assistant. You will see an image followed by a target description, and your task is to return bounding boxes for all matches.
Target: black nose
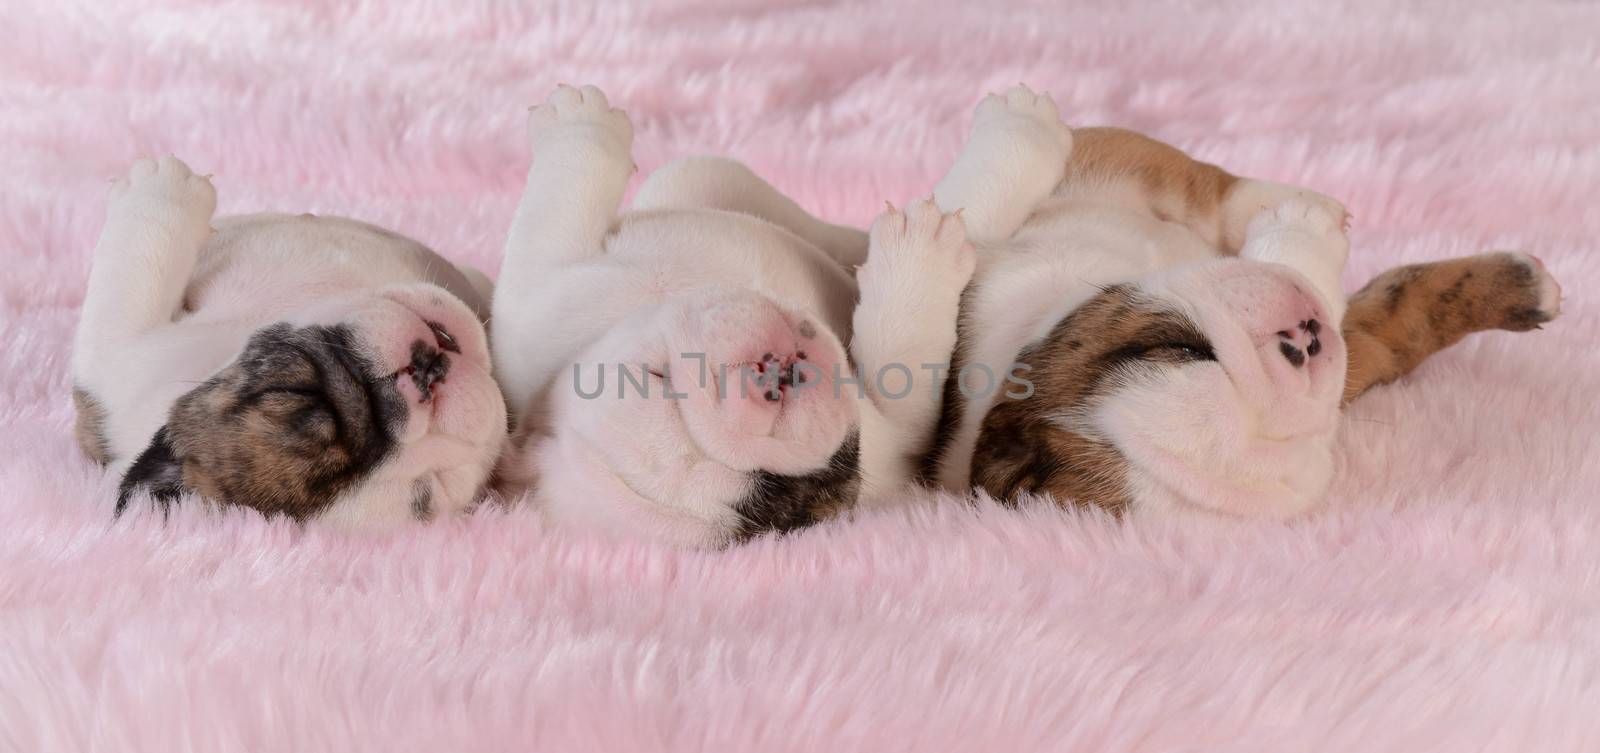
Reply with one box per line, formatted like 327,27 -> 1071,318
405,340 -> 450,401
1276,318 -> 1323,368
1279,340 -> 1306,367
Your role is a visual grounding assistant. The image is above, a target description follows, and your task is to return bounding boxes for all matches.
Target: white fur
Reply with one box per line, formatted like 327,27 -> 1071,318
493,85 -> 974,544
74,156 -> 507,529
932,86 -> 1352,517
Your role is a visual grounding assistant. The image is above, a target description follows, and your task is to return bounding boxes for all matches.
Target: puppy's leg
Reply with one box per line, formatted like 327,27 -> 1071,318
1342,252 -> 1561,403
1237,198 -> 1351,323
494,85 -> 634,405
73,156 -> 216,381
1062,127 -> 1345,255
933,85 -> 1074,243
632,156 -> 868,267
852,199 -> 976,444
498,84 -> 634,285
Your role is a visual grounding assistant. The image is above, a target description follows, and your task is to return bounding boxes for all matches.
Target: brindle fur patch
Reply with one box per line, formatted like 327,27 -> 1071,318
971,285 -> 1216,512
72,387 -> 112,465
117,323 -> 415,519
1342,252 -> 1556,403
733,432 -> 861,541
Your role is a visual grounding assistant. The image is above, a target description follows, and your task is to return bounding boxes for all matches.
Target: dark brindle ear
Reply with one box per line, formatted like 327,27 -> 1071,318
115,426 -> 187,515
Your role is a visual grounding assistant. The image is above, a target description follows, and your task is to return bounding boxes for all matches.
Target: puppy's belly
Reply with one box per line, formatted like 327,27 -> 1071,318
1013,200 -> 1218,273
185,213 -> 488,323
601,208 -> 859,340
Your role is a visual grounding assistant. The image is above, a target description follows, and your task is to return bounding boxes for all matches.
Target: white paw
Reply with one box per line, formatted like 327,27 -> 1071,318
972,84 -> 1074,158
864,198 -> 976,286
108,155 -> 217,226
1503,252 -> 1563,322
1245,197 -> 1350,267
527,84 -> 633,155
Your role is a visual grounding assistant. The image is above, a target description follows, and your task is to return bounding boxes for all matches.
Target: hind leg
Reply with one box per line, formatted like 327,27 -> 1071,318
632,156 -> 868,267
1342,252 -> 1562,403
1062,127 -> 1348,256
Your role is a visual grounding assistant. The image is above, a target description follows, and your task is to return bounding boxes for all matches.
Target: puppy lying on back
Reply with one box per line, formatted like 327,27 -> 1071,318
923,86 -> 1563,516
74,157 -> 508,528
493,85 -> 974,546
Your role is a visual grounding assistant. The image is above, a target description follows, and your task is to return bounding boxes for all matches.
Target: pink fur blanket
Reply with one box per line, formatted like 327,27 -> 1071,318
3,1 -> 1598,750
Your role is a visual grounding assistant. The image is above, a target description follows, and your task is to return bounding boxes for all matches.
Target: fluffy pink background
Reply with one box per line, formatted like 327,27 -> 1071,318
3,1 -> 1599,750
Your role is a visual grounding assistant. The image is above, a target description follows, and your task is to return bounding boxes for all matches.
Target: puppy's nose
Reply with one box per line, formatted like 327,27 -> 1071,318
750,351 -> 815,401
403,340 -> 450,401
1276,319 -> 1323,368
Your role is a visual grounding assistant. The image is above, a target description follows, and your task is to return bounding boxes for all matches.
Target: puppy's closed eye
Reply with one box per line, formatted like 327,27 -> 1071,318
1104,339 -> 1216,368
1143,342 -> 1216,362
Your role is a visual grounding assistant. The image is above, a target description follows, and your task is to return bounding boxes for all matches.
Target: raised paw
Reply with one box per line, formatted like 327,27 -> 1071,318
527,84 -> 633,155
1248,196 -> 1346,239
107,155 -> 216,239
865,198 -> 976,285
972,84 -> 1074,158
110,155 -> 216,217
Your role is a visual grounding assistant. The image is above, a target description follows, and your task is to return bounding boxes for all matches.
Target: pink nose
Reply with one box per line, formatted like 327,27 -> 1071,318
1276,318 -> 1323,368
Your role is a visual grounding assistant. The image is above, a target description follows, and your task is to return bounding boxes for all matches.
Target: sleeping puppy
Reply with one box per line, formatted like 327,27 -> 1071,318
923,86 -> 1563,517
493,85 -> 973,546
73,157 -> 508,528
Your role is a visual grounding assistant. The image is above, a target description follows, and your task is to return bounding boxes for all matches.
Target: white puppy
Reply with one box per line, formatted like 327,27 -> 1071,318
74,157 -> 508,528
923,86 -> 1562,517
492,85 -> 973,546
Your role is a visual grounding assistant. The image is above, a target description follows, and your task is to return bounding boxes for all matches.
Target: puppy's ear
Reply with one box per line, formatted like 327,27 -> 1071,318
115,426 -> 187,516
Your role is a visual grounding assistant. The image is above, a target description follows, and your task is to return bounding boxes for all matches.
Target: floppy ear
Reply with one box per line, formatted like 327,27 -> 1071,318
115,426 -> 187,515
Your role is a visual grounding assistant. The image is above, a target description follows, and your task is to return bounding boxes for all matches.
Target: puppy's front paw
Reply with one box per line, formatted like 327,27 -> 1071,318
1487,252 -> 1562,330
1245,197 -> 1351,267
1249,197 -> 1345,238
972,84 -> 1074,159
865,198 -> 975,288
108,156 -> 217,230
527,84 -> 633,155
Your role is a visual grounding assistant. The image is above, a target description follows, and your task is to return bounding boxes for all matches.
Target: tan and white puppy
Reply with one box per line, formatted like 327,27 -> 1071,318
493,85 -> 973,546
74,157 -> 508,528
923,86 -> 1563,517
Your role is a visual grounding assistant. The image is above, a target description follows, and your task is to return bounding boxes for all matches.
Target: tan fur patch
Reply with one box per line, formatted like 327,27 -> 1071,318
972,285 -> 1216,512
1063,127 -> 1240,236
1342,252 -> 1557,403
72,387 -> 112,465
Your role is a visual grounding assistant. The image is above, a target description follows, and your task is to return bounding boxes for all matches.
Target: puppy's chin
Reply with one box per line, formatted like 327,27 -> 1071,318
530,432 -> 744,548
1093,365 -> 1337,520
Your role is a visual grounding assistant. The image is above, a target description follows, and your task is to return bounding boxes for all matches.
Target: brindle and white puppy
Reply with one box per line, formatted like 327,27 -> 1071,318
924,86 -> 1563,517
493,85 -> 973,546
74,157 -> 508,528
